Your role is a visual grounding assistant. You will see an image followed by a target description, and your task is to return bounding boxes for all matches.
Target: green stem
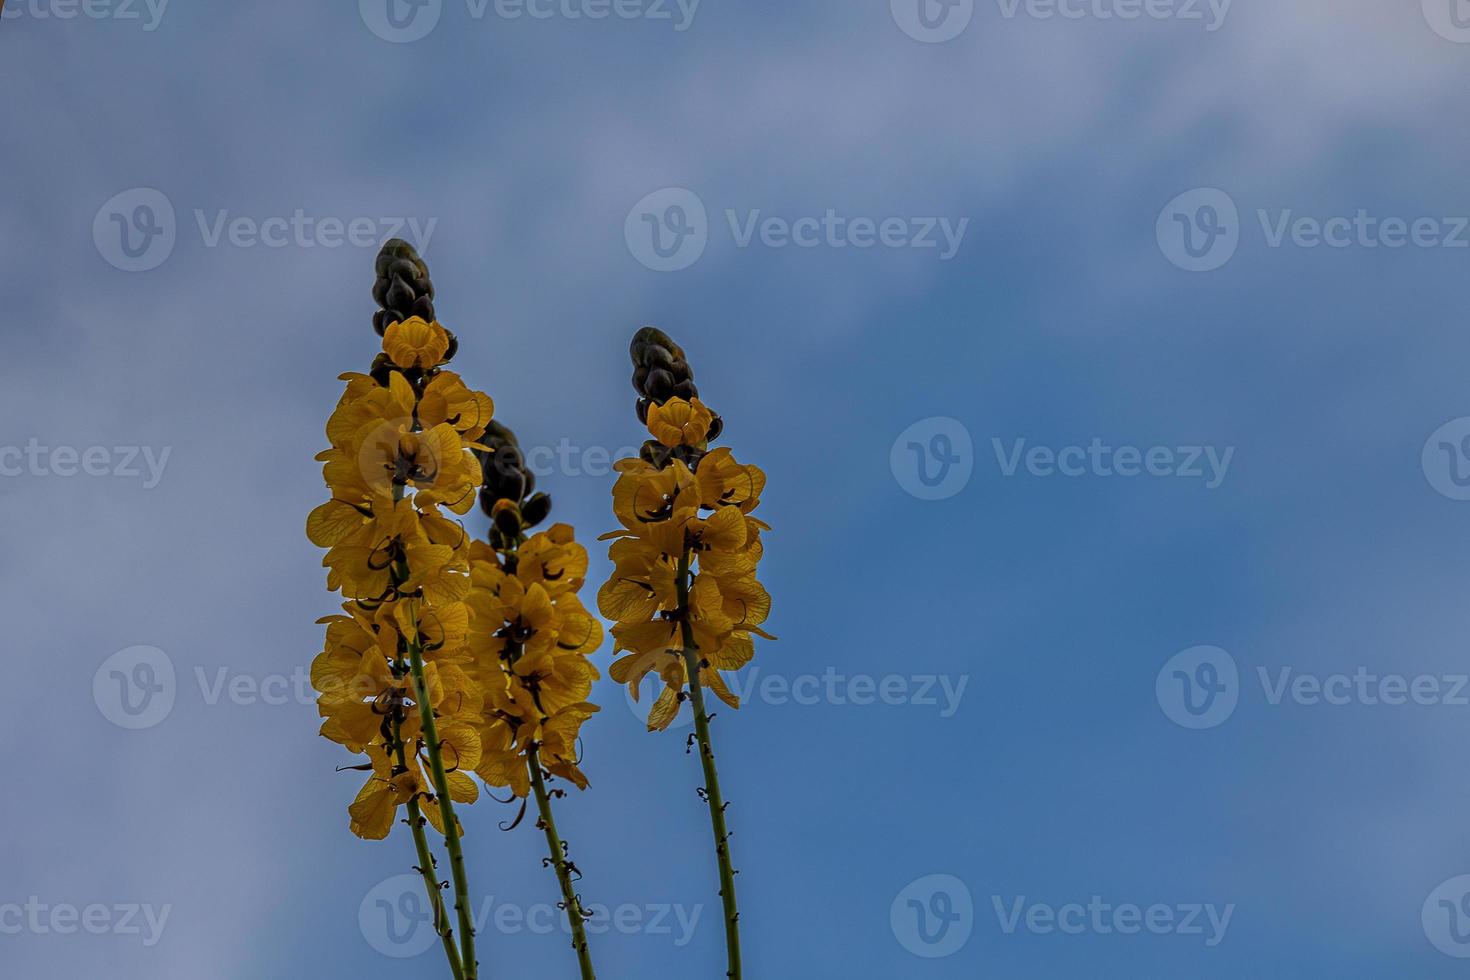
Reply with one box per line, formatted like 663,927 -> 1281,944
392,717 -> 465,980
390,483 -> 478,979
405,612 -> 479,980
527,749 -> 597,980
676,550 -> 742,980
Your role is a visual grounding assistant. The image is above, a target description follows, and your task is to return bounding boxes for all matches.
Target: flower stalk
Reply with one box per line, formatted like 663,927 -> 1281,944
600,328 -> 771,980
405,600 -> 479,979
465,420 -> 604,979
405,780 -> 466,979
528,747 -> 597,980
309,240 -> 496,980
677,549 -> 742,979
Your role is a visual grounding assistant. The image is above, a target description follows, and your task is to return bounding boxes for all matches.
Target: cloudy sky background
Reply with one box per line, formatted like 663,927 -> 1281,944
5,0 -> 1470,976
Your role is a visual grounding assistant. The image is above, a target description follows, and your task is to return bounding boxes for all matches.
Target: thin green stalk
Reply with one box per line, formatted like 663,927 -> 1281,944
397,726 -> 466,980
405,608 -> 479,980
676,550 -> 742,979
390,483 -> 478,978
527,748 -> 597,979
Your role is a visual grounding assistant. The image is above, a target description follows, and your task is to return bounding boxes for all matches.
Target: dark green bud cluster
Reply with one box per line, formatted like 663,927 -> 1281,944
474,420 -> 551,550
630,327 -> 701,416
629,327 -> 722,470
369,240 -> 457,383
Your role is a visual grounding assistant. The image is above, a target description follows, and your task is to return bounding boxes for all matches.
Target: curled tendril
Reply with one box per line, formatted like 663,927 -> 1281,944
498,796 -> 529,832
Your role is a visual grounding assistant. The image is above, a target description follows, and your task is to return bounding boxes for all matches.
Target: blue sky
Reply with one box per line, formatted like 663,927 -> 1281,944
5,1 -> 1470,977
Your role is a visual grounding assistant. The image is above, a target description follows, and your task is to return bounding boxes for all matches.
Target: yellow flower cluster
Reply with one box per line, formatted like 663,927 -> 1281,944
598,397 -> 773,731
464,526 -> 604,795
306,317 -> 495,839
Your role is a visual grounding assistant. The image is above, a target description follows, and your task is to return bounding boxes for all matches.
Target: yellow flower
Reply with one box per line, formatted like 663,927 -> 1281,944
646,397 -> 714,448
348,737 -> 481,841
465,525 -> 604,796
695,447 -> 765,513
382,317 -> 451,369
599,432 -> 772,730
419,370 -> 495,443
310,313 -> 497,844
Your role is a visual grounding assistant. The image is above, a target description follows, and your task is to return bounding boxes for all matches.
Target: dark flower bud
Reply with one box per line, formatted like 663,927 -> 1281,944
639,439 -> 674,469
385,279 -> 416,313
629,326 -> 699,408
372,239 -> 438,344
521,492 -> 552,528
706,415 -> 723,442
494,504 -> 523,539
646,369 -> 675,401
368,353 -> 395,387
